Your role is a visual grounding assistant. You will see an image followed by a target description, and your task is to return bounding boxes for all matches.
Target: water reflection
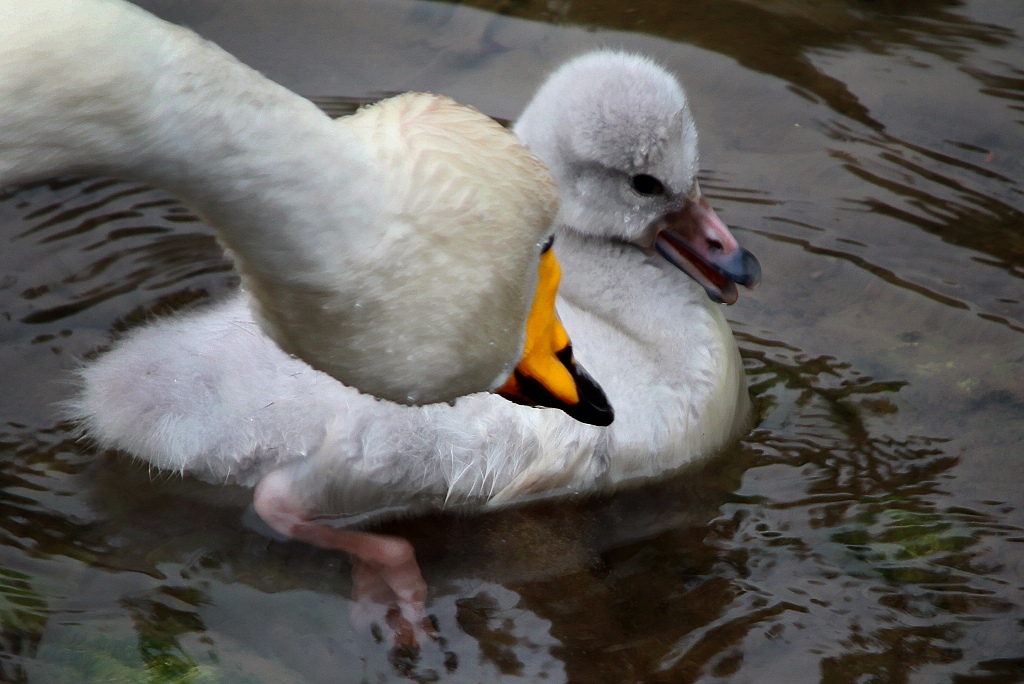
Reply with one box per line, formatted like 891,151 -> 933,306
1,0 -> 1023,681
457,0 -> 1019,131
823,121 -> 1024,286
0,178 -> 233,343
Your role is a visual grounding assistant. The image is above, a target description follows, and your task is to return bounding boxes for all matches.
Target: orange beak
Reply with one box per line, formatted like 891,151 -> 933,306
495,245 -> 613,427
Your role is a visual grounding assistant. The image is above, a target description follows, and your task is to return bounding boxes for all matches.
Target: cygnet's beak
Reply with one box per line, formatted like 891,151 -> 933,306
652,181 -> 761,304
495,245 -> 614,427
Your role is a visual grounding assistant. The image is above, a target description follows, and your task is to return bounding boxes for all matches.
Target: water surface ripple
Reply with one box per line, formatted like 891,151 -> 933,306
1,0 -> 1022,682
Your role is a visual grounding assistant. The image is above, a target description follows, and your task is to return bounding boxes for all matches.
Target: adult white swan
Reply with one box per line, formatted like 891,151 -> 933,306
0,0 -> 612,419
73,50 -> 761,636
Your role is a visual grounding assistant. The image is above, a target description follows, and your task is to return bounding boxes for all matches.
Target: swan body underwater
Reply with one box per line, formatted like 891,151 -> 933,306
74,47 -> 761,610
0,0 -> 612,417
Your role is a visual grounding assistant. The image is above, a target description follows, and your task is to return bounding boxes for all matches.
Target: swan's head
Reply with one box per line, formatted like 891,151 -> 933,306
514,51 -> 760,304
247,93 -> 611,423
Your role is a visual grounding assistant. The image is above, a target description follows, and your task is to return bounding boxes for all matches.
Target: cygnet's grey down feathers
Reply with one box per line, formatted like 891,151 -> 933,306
72,50 -> 753,524
515,51 -> 699,244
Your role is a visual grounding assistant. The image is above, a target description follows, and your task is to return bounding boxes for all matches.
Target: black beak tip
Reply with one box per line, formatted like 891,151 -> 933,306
567,364 -> 614,427
502,356 -> 615,426
738,249 -> 761,289
718,248 -> 761,289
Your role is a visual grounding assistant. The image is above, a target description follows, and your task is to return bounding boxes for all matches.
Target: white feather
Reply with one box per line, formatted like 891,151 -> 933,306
0,0 -> 558,405
71,50 -> 752,523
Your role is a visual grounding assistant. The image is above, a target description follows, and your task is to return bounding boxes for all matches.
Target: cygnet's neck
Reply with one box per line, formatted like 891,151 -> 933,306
553,228 -> 707,329
553,226 -> 750,473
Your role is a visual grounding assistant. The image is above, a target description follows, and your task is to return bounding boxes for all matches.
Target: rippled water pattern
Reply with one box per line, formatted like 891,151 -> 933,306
1,0 -> 1022,682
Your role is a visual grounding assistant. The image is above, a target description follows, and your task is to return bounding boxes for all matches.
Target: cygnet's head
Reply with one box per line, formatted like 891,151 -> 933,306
515,50 -> 760,304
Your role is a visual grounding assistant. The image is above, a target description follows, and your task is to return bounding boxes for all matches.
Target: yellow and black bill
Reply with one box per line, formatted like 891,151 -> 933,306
495,241 -> 613,427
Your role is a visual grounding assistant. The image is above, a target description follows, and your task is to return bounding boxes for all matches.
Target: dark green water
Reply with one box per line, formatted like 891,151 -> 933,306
1,1 -> 1022,681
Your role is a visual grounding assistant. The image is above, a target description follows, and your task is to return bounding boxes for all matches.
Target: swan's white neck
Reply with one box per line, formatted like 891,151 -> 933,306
1,0 -> 560,406
0,0 -> 367,288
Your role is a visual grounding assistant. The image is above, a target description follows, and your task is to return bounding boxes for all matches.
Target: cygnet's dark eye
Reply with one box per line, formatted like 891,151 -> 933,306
631,174 -> 666,197
541,235 -> 555,253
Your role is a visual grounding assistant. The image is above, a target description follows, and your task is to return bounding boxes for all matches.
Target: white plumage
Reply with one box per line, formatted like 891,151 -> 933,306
1,0 -> 560,405
73,50 -> 758,525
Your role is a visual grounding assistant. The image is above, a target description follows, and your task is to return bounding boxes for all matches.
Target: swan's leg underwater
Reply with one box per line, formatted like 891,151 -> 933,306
254,470 -> 432,646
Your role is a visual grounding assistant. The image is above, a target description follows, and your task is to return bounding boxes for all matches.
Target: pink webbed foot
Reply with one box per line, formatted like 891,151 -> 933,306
253,469 -> 434,648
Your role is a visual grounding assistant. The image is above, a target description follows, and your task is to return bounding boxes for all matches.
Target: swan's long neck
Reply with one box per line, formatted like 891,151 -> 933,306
0,0 -> 368,280
0,0 -> 394,394
2,0 -> 559,406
